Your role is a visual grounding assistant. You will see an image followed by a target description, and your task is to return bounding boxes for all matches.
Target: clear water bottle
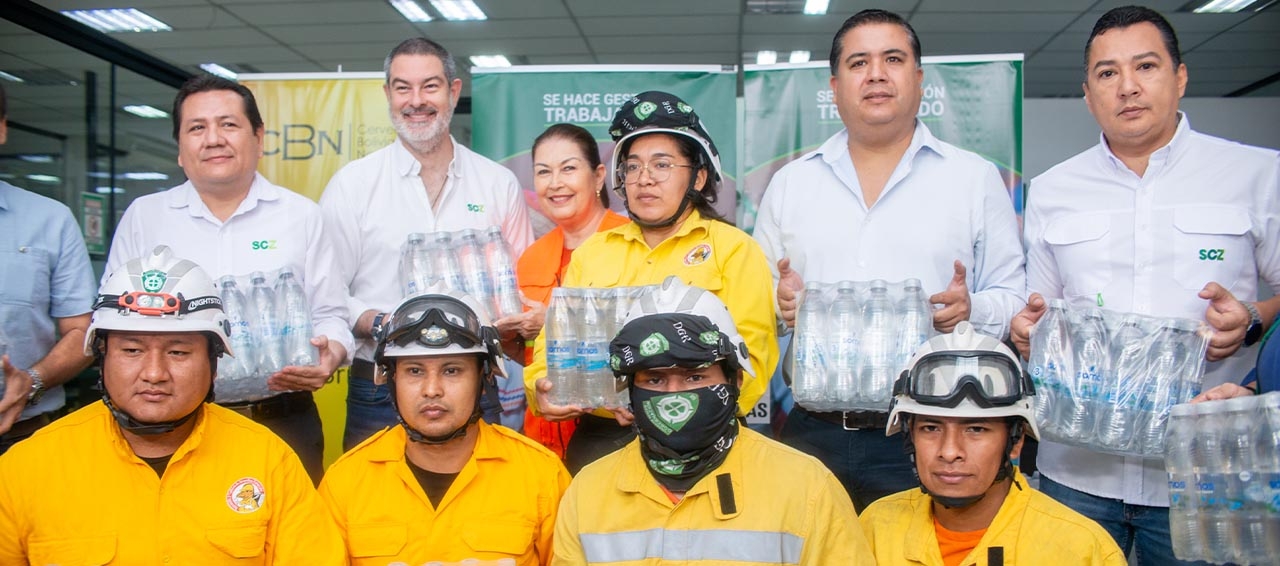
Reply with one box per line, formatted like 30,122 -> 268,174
544,288 -> 580,407
576,290 -> 611,409
1166,402 -> 1204,561
1194,400 -> 1233,563
1254,393 -> 1280,562
275,268 -> 316,367
483,226 -> 522,318
1027,299 -> 1073,438
455,229 -> 494,318
430,232 -> 466,291
1096,315 -> 1145,451
249,272 -> 285,374
1062,309 -> 1109,443
1137,322 -> 1191,455
859,280 -> 896,407
1224,395 -> 1264,565
894,278 -> 932,375
827,281 -> 861,405
216,275 -> 257,384
399,232 -> 431,297
793,283 -> 829,407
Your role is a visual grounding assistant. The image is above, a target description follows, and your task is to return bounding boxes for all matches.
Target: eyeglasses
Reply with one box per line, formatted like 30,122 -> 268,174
620,159 -> 696,185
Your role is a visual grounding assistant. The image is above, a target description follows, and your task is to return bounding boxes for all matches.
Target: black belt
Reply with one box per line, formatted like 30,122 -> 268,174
351,358 -> 376,381
2,412 -> 53,440
221,391 -> 314,421
795,406 -> 890,431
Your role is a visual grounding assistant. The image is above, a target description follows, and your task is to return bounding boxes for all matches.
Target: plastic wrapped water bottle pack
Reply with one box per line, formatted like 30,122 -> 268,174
214,267 -> 317,403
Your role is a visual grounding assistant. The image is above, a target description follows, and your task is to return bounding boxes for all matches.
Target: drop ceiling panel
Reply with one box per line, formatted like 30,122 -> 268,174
565,0 -> 740,17
591,34 -> 739,54
220,2 -> 406,25
910,12 -> 1082,33
578,15 -> 738,35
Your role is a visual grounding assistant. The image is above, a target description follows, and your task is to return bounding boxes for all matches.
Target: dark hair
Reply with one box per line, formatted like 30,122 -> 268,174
171,74 -> 264,141
1085,6 -> 1182,77
532,123 -> 609,208
829,9 -> 922,75
666,133 -> 726,223
0,82 -> 6,120
385,37 -> 457,84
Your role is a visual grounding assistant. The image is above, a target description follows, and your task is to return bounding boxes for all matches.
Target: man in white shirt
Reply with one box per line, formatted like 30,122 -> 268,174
1012,6 -> 1279,564
752,9 -> 1025,512
105,75 -> 353,483
321,37 -> 534,450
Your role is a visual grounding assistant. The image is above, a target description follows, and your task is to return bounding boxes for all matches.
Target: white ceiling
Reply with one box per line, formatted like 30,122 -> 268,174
0,0 -> 1276,205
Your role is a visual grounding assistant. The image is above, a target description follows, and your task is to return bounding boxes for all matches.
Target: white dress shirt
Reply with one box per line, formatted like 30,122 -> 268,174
1025,113 -> 1280,506
105,173 -> 354,358
753,121 -> 1026,340
320,137 -> 534,361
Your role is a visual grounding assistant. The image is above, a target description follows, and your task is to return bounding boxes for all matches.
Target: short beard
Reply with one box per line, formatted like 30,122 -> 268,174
391,102 -> 453,155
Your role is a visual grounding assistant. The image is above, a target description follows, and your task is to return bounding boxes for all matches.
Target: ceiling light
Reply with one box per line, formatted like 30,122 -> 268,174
95,186 -> 127,194
0,71 -> 24,83
27,174 -> 61,183
789,50 -> 811,63
61,9 -> 172,33
200,63 -> 238,80
122,172 -> 170,181
389,0 -> 433,22
1189,0 -> 1259,12
756,51 -> 778,65
123,105 -> 169,119
469,55 -> 511,68
429,0 -> 487,21
19,155 -> 54,163
803,0 -> 830,15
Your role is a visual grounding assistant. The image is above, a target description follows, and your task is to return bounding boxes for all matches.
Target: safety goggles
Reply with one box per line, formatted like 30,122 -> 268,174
93,292 -> 223,318
378,295 -> 483,350
894,350 -> 1032,409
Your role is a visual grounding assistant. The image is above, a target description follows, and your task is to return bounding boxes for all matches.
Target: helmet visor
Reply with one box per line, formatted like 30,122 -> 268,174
381,295 -> 483,351
899,350 -> 1029,409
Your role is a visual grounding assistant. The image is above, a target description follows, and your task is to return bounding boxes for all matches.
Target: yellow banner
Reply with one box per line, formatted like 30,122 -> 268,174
243,76 -> 396,201
242,75 -> 395,465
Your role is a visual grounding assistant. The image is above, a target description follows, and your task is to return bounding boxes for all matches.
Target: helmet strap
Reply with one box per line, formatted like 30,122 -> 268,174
903,416 -> 1018,510
388,361 -> 489,445
102,391 -> 202,436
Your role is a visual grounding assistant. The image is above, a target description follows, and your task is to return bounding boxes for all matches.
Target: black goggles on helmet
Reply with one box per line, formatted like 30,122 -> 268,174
893,350 -> 1033,409
377,295 -> 484,350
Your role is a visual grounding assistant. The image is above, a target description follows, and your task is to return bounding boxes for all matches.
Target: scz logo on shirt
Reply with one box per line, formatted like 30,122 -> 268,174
1199,248 -> 1225,261
466,203 -> 485,213
251,240 -> 278,251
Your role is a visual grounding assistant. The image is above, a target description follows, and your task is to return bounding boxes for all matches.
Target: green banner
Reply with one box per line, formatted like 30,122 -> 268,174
471,66 -> 739,229
741,56 -> 1023,233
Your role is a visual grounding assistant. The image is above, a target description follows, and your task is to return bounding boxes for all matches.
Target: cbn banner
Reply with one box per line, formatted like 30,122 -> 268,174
471,65 -> 739,229
240,73 -> 397,466
741,56 -> 1023,234
241,74 -> 397,202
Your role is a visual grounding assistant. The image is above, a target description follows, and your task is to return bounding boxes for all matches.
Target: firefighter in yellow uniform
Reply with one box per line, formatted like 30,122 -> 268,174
320,288 -> 569,565
553,278 -> 873,565
0,246 -> 344,564
859,321 -> 1126,565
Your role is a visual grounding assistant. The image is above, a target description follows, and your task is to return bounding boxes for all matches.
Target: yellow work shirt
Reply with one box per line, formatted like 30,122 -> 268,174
0,402 -> 345,565
525,211 -> 779,416
859,470 -> 1127,566
553,428 -> 875,565
319,421 -> 570,565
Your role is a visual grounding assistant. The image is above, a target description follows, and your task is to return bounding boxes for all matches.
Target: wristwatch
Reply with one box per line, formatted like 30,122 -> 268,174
371,312 -> 389,340
1242,301 -> 1263,347
26,367 -> 46,405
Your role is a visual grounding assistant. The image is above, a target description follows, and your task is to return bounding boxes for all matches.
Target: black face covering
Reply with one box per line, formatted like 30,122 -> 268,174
630,383 -> 739,492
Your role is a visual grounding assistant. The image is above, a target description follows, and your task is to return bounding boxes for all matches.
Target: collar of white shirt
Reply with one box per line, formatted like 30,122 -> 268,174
390,135 -> 462,180
165,173 -> 282,223
812,119 -> 947,168
1096,110 -> 1191,177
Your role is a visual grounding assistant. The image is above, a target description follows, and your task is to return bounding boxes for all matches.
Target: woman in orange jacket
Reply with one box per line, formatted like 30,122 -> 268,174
495,123 -> 628,458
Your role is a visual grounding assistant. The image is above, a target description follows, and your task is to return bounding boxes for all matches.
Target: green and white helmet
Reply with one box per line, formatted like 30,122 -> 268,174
609,276 -> 753,382
84,245 -> 232,357
887,321 -> 1039,440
